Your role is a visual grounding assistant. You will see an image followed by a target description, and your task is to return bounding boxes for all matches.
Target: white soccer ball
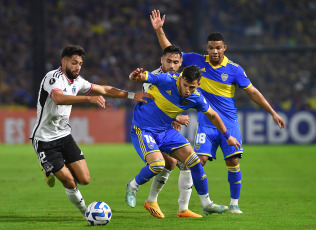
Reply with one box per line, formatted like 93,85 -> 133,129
85,201 -> 112,226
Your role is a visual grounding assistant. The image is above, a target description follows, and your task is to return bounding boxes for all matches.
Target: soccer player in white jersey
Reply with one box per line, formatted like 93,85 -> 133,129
144,45 -> 202,218
150,10 -> 285,214
30,44 -> 152,218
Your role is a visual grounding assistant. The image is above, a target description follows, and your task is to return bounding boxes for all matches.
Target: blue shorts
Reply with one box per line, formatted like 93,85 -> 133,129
194,124 -> 243,160
131,125 -> 191,163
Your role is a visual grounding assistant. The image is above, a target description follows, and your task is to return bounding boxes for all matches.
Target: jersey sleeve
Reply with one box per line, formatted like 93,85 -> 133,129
78,77 -> 93,95
234,66 -> 252,89
144,71 -> 169,85
182,52 -> 203,67
194,93 -> 211,113
43,73 -> 63,97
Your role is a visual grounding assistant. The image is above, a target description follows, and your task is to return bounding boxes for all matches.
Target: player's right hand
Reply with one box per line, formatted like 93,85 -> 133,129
226,136 -> 241,150
150,9 -> 165,30
89,96 -> 106,108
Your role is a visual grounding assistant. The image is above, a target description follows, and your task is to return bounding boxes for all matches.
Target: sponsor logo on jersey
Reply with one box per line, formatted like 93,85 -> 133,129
49,78 -> 56,85
221,73 -> 228,81
148,143 -> 154,149
166,90 -> 171,95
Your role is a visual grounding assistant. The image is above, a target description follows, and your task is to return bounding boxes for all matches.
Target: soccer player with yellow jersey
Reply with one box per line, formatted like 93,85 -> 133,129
125,65 -> 241,216
144,45 -> 202,218
150,9 -> 285,214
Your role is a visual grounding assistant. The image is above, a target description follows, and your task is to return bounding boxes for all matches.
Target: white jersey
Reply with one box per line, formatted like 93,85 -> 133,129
142,66 -> 164,92
31,67 -> 93,142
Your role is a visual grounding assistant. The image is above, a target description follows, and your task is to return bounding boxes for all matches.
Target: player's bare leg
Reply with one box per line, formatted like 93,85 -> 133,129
172,146 -> 228,215
226,156 -> 243,213
54,163 -> 88,217
67,159 -> 90,185
145,152 -> 176,218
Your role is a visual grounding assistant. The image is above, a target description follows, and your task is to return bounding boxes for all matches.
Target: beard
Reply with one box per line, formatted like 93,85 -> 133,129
65,67 -> 78,79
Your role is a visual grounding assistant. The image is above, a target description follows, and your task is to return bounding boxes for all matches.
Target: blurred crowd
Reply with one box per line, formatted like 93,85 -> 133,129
1,0 -> 315,111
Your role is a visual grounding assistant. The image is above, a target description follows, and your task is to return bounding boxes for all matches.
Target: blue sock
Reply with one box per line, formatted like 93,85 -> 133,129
228,164 -> 242,199
135,165 -> 156,185
189,163 -> 208,195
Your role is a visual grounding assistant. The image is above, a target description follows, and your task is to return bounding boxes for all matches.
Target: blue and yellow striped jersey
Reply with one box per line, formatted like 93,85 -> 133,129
132,71 -> 211,132
182,53 -> 252,128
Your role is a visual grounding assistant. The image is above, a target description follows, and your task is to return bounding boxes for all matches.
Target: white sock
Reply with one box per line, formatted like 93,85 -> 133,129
199,193 -> 212,209
230,198 -> 238,206
178,170 -> 193,212
147,168 -> 171,202
130,179 -> 140,189
65,187 -> 87,216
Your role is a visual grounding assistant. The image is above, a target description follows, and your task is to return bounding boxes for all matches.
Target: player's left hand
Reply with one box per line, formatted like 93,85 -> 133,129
134,92 -> 154,103
226,136 -> 241,150
273,113 -> 285,129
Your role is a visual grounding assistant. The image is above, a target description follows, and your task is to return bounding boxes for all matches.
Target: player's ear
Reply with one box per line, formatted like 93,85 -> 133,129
161,57 -> 164,64
61,57 -> 66,67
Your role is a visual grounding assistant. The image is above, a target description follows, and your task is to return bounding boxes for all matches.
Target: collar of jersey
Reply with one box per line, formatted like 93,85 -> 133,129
205,55 -> 228,69
59,67 -> 75,84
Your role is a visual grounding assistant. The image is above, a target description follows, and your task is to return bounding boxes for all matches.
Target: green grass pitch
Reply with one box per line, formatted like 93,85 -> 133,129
0,144 -> 315,229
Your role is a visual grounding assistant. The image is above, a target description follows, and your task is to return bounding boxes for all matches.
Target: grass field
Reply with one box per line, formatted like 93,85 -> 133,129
0,144 -> 315,230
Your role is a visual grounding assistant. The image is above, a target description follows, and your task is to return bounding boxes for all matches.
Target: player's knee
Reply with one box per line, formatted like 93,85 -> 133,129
78,175 -> 90,185
184,152 -> 200,168
164,157 -> 177,171
148,159 -> 165,174
225,156 -> 239,167
198,155 -> 208,167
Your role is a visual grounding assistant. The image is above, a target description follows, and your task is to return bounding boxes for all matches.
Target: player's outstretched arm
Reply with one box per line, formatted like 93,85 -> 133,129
244,85 -> 285,129
204,108 -> 241,150
51,90 -> 106,108
91,84 -> 153,103
150,9 -> 172,51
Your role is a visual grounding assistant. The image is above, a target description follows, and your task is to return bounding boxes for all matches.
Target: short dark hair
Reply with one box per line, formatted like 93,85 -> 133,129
61,45 -> 86,59
163,45 -> 182,58
182,65 -> 202,82
207,32 -> 225,42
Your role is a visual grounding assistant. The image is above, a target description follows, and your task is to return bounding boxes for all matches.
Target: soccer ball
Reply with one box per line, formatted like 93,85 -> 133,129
85,201 -> 112,226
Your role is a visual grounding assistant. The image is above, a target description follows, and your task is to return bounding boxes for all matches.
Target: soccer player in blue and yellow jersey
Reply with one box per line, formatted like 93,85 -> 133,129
125,65 -> 241,216
144,45 -> 202,219
150,9 -> 285,214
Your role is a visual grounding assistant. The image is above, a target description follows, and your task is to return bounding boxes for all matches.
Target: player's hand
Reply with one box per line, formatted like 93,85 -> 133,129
134,92 -> 154,103
226,136 -> 241,150
175,115 -> 190,127
89,96 -> 106,108
129,68 -> 144,82
150,9 -> 165,30
172,121 -> 182,131
272,113 -> 285,129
